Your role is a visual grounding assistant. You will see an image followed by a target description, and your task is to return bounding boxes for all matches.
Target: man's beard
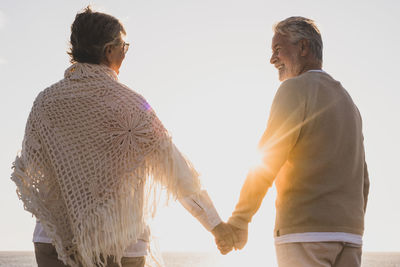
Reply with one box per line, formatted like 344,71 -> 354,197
279,55 -> 303,82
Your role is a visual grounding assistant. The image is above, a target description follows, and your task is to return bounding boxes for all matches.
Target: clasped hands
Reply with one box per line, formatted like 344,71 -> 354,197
211,222 -> 248,255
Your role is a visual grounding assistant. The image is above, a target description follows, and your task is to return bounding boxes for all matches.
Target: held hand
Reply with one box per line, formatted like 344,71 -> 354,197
227,223 -> 248,250
211,222 -> 238,255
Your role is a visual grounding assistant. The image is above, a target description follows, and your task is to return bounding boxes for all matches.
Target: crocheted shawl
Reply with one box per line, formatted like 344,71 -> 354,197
11,63 -> 200,267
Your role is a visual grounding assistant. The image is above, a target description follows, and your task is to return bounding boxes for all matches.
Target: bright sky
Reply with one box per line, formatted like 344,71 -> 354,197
1,0 -> 399,264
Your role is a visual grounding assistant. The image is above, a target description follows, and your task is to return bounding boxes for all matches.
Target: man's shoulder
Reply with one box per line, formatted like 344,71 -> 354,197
275,72 -> 331,105
280,71 -> 338,92
277,74 -> 310,97
273,77 -> 306,106
283,71 -> 319,85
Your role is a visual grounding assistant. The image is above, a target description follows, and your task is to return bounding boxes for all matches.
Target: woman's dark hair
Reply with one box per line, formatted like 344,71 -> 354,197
68,6 -> 126,64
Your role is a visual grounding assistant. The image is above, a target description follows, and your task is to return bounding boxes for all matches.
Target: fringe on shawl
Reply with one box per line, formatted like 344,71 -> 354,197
143,138 -> 202,218
11,136 -> 201,267
11,156 -> 78,264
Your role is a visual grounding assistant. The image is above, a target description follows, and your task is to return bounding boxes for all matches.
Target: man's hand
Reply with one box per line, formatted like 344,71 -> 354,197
228,223 -> 248,250
211,222 -> 238,255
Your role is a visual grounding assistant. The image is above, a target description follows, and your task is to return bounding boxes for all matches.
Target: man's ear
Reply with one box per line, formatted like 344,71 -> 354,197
299,39 -> 310,57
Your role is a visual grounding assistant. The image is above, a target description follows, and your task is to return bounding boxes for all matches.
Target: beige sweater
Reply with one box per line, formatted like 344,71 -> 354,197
229,71 -> 369,237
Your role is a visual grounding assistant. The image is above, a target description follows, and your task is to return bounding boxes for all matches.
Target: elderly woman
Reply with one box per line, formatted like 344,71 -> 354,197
11,7 -> 234,267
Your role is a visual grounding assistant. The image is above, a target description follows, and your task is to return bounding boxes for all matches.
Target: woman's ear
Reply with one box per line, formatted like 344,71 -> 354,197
103,45 -> 112,64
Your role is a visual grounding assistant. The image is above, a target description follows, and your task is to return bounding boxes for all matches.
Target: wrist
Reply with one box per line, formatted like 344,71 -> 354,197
227,216 -> 249,230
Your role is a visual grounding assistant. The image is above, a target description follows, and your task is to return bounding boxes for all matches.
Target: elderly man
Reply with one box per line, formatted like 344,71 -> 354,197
219,17 -> 369,266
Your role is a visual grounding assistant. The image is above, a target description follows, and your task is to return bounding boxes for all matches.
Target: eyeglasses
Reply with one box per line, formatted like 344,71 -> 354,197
122,42 -> 130,54
103,40 -> 130,55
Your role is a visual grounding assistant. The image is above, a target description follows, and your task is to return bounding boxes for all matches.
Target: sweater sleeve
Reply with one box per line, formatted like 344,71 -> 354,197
140,97 -> 202,199
363,160 -> 370,212
147,125 -> 222,231
229,80 -> 305,229
179,190 -> 222,231
155,141 -> 222,231
167,142 -> 202,198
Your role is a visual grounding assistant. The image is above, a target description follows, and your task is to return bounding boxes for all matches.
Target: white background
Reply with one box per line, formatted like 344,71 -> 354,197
0,1 -> 399,264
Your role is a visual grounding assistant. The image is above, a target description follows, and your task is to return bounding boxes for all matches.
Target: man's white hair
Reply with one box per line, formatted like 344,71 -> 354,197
274,16 -> 323,64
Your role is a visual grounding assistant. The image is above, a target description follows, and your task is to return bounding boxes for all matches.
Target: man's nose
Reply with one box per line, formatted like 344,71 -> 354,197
270,53 -> 277,64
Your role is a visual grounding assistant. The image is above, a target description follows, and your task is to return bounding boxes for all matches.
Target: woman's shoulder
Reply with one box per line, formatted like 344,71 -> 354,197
106,82 -> 152,112
32,78 -> 65,106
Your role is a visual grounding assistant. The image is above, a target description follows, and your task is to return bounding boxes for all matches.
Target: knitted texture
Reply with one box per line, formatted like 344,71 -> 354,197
11,63 -> 200,267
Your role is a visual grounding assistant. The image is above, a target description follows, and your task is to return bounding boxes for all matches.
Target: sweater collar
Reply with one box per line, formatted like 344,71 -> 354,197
307,69 -> 326,74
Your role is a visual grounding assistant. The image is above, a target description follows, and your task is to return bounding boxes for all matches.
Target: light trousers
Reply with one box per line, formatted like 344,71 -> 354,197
34,243 -> 145,267
275,242 -> 362,267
